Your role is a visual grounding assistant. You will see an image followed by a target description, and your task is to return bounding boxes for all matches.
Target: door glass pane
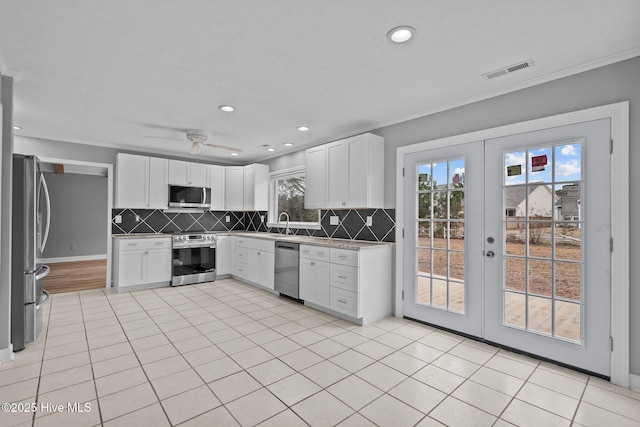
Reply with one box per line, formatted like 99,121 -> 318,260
502,142 -> 583,343
414,159 -> 466,314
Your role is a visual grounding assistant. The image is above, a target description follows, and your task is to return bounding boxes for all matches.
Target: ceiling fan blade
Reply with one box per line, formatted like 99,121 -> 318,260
144,135 -> 185,141
202,142 -> 243,153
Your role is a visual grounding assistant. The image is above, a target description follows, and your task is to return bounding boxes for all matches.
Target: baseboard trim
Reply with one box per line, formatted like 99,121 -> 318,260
0,345 -> 15,363
41,254 -> 107,263
630,374 -> 640,392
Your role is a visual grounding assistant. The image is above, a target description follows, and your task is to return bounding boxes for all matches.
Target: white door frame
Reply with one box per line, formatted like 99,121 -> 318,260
395,101 -> 629,387
37,157 -> 114,288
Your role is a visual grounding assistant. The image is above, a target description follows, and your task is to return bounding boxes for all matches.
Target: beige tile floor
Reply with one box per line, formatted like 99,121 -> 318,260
0,278 -> 638,427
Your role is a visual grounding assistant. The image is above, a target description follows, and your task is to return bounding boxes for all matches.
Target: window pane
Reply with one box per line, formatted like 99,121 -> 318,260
276,176 -> 319,222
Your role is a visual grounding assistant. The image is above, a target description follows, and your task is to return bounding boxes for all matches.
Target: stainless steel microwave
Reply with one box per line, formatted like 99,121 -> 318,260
168,185 -> 211,208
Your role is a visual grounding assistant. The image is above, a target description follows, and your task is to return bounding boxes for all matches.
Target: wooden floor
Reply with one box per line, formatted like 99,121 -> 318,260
43,259 -> 107,294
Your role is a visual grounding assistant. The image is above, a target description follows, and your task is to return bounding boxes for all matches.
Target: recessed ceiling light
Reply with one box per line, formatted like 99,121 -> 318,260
387,26 -> 415,43
297,126 -> 309,132
13,125 -> 22,130
230,152 -> 239,156
266,147 -> 276,152
219,105 -> 235,112
283,142 -> 294,147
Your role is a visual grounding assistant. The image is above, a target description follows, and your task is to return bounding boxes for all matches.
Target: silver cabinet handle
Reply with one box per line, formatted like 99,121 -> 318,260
145,251 -> 149,255
257,251 -> 261,255
338,275 -> 347,279
338,255 -> 347,258
338,299 -> 347,304
310,261 -> 315,266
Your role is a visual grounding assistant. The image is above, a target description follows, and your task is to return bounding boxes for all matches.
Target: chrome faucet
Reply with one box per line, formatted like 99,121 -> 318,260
278,212 -> 290,235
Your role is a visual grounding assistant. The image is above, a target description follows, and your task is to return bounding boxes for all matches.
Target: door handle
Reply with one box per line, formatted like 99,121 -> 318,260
486,251 -> 495,258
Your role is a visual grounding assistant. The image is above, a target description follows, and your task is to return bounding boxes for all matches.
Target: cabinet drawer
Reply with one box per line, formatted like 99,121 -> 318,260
119,238 -> 171,251
331,248 -> 359,267
300,245 -> 330,261
235,261 -> 248,279
235,247 -> 248,261
330,287 -> 358,317
235,237 -> 248,248
330,264 -> 358,292
248,238 -> 274,252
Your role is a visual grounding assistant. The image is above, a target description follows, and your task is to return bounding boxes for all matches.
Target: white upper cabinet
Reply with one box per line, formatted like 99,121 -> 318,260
304,145 -> 327,209
326,139 -> 349,208
225,166 -> 244,210
243,164 -> 269,211
309,133 -> 384,209
208,165 -> 226,210
225,164 -> 269,211
148,157 -> 169,208
168,160 -> 209,187
115,153 -> 168,209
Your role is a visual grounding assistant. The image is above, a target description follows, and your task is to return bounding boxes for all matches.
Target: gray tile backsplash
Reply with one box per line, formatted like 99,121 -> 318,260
112,208 -> 395,242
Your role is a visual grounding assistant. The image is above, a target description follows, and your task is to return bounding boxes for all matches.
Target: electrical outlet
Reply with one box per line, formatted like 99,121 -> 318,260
70,244 -> 76,251
260,215 -> 265,223
135,214 -> 141,222
366,216 -> 373,226
226,216 -> 230,222
114,215 -> 122,224
330,216 -> 339,226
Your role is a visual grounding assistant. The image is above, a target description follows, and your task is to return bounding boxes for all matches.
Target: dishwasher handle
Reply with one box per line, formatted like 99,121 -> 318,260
275,242 -> 299,251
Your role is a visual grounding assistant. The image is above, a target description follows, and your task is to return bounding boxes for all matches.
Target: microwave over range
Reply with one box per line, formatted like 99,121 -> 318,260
168,185 -> 211,209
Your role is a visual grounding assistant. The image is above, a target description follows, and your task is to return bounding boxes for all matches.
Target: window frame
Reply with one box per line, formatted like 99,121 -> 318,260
267,166 -> 321,230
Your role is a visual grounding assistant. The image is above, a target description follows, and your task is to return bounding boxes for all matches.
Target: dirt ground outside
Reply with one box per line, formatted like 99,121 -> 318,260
418,230 -> 582,301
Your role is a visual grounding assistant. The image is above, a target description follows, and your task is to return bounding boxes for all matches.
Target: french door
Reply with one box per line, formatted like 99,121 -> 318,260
403,119 -> 611,375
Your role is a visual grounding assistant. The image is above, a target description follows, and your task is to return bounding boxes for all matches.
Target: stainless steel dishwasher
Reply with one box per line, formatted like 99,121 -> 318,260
274,241 -> 299,299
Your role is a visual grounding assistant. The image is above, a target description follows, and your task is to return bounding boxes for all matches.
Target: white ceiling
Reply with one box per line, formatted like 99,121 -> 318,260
1,1 -> 639,163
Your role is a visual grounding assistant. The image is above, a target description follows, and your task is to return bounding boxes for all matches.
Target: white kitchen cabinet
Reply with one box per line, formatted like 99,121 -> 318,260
215,235 -> 231,277
115,153 -> 168,209
225,166 -> 244,210
322,133 -> 385,209
247,238 -> 274,290
114,237 -> 171,291
243,164 -> 269,211
304,145 -> 327,209
299,244 -> 392,325
169,160 -> 209,187
234,236 -> 248,279
209,165 -> 226,210
225,164 -> 269,210
299,245 -> 330,307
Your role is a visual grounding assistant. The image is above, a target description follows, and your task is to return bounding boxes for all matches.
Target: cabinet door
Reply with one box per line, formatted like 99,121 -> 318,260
315,260 -> 330,307
347,135 -> 369,208
243,165 -> 256,210
189,163 -> 209,186
118,250 -> 145,286
168,160 -> 189,185
115,154 -> 148,208
215,236 -> 231,276
326,140 -> 349,208
305,146 -> 326,209
248,249 -> 274,290
148,157 -> 169,209
225,167 -> 244,210
145,248 -> 172,283
209,166 -> 226,210
300,258 -> 315,302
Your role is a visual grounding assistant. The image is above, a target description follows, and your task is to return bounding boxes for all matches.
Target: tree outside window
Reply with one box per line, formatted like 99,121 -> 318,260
271,170 -> 320,225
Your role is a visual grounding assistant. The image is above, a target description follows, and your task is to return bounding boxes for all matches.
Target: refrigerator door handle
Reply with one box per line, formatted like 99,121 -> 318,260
36,290 -> 50,310
35,264 -> 50,281
39,173 -> 52,252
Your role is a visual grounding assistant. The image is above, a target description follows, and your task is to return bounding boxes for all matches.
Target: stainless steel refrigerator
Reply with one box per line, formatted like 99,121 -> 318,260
11,154 -> 51,351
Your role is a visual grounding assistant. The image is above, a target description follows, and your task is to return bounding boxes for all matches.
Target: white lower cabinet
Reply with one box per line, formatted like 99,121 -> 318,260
114,238 -> 171,291
231,236 -> 275,290
300,245 -> 330,307
301,245 -> 392,325
215,235 -> 231,276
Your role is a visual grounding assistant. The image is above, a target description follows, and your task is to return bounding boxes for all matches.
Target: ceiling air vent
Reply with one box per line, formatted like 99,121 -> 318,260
482,59 -> 535,80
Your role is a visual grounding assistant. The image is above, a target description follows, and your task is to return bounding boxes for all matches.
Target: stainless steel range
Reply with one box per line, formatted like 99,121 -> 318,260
171,233 -> 216,286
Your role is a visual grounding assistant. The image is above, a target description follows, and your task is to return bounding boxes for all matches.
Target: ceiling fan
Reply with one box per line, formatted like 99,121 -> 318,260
144,129 -> 242,155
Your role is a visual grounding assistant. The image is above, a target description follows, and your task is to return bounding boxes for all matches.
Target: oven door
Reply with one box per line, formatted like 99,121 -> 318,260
172,245 -> 216,286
